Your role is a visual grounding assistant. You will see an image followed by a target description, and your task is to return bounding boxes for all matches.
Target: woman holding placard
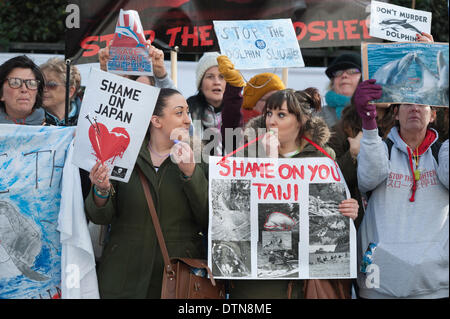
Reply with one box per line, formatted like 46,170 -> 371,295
229,88 -> 359,299
85,88 -> 209,298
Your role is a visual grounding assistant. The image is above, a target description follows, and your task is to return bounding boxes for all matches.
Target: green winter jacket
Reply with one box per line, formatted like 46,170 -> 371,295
85,136 -> 209,298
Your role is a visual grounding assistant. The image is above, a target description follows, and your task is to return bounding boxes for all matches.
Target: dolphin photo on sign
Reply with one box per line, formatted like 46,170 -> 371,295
362,42 -> 449,107
213,19 -> 305,70
369,1 -> 431,42
72,68 -> 160,182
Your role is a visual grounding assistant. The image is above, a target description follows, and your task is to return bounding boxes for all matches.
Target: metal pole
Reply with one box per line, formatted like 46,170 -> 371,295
65,59 -> 71,125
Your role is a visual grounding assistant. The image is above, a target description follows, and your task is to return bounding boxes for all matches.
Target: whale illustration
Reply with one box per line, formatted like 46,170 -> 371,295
373,52 -> 416,86
379,18 -> 421,33
0,200 -> 49,281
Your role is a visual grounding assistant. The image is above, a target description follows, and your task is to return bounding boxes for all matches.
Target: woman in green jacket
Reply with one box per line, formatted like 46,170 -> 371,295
230,88 -> 359,299
85,88 -> 209,298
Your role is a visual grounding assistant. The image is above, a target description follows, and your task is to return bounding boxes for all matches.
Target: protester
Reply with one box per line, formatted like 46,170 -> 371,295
0,55 -> 45,125
186,52 -> 226,156
217,54 -> 285,154
354,79 -> 449,299
328,31 -> 437,229
40,58 -> 82,126
98,40 -> 175,89
320,52 -> 362,128
84,88 -> 208,298
229,89 -> 359,299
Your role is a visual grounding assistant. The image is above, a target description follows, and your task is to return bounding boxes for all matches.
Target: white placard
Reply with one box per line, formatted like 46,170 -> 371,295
72,68 -> 160,182
213,19 -> 304,70
208,156 -> 357,280
370,0 -> 431,42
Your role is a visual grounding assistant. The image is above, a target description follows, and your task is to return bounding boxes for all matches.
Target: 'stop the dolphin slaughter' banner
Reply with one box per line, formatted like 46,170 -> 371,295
0,125 -> 74,299
208,156 -> 357,280
362,42 -> 449,107
213,19 -> 305,70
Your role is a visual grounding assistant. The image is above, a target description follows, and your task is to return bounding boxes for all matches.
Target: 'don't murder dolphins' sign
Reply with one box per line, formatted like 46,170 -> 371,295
369,1 -> 431,42
213,19 -> 305,70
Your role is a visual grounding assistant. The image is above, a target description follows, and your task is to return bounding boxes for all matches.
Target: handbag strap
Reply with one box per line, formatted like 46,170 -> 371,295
137,167 -> 174,277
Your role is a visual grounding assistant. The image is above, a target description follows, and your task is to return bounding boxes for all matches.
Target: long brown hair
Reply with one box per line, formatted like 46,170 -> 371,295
264,88 -> 322,144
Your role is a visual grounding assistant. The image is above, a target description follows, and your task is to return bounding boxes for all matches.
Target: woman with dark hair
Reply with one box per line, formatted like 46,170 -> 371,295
0,55 -> 46,125
85,88 -> 209,298
230,88 -> 359,299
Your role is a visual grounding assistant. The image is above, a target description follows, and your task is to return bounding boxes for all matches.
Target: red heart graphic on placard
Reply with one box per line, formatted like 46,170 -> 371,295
88,123 -> 130,164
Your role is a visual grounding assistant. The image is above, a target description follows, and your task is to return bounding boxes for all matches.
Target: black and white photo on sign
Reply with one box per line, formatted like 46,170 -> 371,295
308,183 -> 350,278
211,179 -> 251,241
208,156 -> 357,280
257,203 -> 299,278
211,240 -> 251,278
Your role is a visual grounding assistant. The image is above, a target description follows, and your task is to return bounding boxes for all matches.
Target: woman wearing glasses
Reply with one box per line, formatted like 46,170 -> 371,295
0,55 -> 45,125
40,58 -> 82,126
320,52 -> 362,129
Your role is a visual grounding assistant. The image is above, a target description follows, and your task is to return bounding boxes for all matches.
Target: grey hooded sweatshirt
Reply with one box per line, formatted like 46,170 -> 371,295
356,126 -> 448,299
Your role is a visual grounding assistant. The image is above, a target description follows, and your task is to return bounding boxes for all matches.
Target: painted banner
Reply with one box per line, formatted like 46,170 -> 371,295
208,156 -> 357,280
362,42 -> 449,107
369,1 -> 431,42
72,68 -> 159,182
0,125 -> 74,299
213,19 -> 304,70
66,0 -> 380,63
107,9 -> 153,75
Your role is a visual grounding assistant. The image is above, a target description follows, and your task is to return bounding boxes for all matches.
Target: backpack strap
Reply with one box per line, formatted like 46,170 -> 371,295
430,141 -> 442,165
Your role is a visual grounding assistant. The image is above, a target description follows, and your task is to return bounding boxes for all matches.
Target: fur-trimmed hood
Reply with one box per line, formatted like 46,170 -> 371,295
244,114 -> 331,147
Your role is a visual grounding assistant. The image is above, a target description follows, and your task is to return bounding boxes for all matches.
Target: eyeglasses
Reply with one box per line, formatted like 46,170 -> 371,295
5,77 -> 40,90
45,81 -> 64,90
332,68 -> 361,78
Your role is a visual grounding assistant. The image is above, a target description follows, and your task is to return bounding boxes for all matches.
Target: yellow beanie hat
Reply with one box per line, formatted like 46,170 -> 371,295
242,73 -> 285,110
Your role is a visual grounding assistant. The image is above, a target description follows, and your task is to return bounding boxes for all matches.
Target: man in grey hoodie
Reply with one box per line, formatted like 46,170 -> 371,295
354,79 -> 449,299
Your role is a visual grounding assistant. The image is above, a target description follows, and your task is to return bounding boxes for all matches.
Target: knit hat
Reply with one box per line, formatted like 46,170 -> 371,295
325,52 -> 361,79
242,73 -> 285,110
195,52 -> 221,89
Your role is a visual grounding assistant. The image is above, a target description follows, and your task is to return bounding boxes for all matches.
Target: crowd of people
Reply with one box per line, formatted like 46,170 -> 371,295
0,30 -> 448,299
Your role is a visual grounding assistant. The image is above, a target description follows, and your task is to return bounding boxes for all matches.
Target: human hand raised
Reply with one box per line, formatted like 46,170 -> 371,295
261,130 -> 279,158
354,79 -> 383,130
98,41 -> 112,71
217,55 -> 245,87
147,41 -> 167,79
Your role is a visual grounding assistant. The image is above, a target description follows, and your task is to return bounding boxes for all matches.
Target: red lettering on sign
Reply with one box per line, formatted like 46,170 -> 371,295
327,20 -> 345,40
293,21 -> 307,41
308,21 -> 326,41
182,26 -> 199,46
344,20 -> 360,40
199,25 -> 214,46
81,36 -> 100,57
167,27 -> 182,47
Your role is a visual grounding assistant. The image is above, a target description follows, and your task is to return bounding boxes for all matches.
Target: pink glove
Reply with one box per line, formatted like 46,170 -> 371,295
354,79 -> 383,130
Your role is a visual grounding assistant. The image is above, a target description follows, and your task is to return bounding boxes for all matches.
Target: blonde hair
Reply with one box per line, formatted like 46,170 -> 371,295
40,58 -> 81,100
